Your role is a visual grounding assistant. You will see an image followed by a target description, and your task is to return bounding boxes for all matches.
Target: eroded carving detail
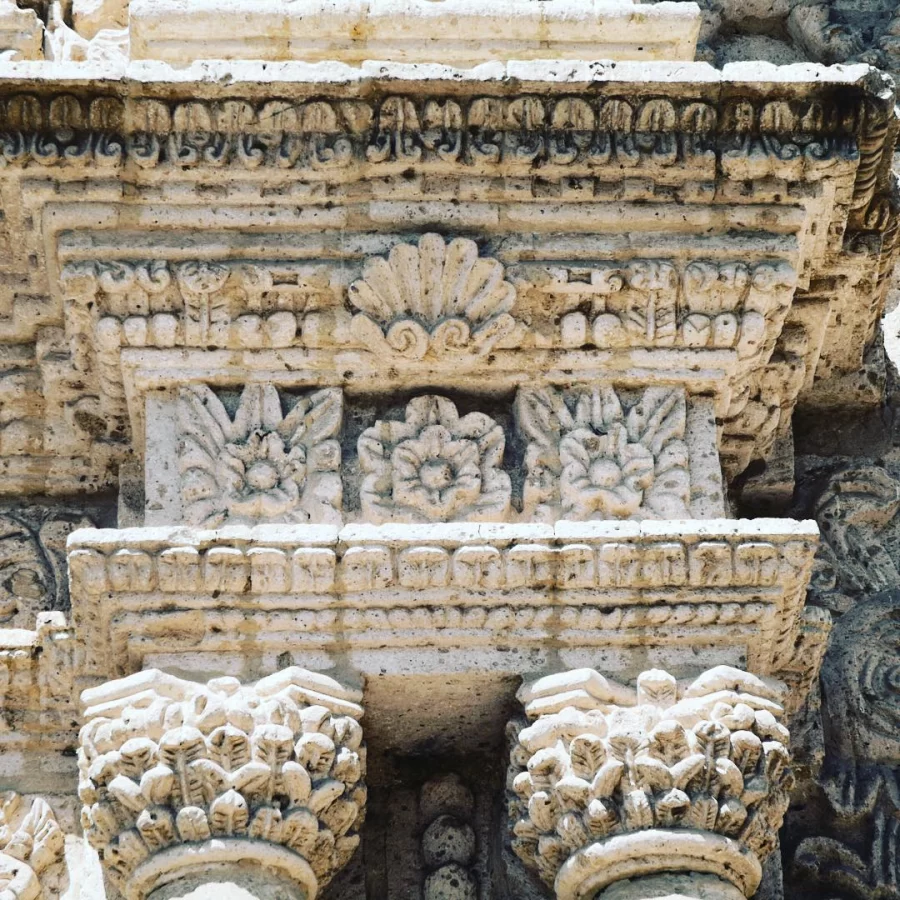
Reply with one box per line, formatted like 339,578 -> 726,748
348,234 -> 519,361
515,386 -> 691,522
793,593 -> 900,899
419,774 -> 478,900
357,395 -> 510,524
78,667 -> 365,899
177,384 -> 342,527
0,792 -> 66,900
508,665 -> 794,899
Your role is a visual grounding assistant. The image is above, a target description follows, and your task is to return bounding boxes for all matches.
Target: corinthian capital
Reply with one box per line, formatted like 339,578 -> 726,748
78,667 -> 365,900
508,666 -> 793,900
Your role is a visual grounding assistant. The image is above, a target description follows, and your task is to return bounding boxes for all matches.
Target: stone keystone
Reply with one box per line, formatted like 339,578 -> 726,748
507,665 -> 794,900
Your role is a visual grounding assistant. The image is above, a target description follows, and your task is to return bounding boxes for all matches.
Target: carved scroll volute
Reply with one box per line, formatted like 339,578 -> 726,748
78,667 -> 365,900
507,666 -> 794,900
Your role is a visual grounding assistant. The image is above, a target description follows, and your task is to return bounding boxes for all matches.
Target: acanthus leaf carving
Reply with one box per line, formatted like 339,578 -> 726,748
177,384 -> 343,527
515,385 -> 691,523
508,665 -> 794,899
78,667 -> 365,899
0,792 -> 66,900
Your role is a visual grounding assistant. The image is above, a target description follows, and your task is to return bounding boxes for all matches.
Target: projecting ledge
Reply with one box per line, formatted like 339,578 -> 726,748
66,518 -> 817,688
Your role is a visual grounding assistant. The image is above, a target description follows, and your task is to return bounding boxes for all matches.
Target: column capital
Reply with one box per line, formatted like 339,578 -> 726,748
77,667 -> 365,900
508,665 -> 794,899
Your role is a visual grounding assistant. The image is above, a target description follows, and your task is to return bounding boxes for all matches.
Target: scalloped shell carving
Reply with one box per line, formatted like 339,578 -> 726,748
347,233 -> 519,360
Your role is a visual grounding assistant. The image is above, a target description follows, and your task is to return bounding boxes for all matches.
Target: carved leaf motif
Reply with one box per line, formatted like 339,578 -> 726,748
569,735 -> 607,780
281,388 -> 343,450
621,789 -> 653,830
528,791 -> 557,833
319,798 -> 357,837
209,789 -> 249,836
670,754 -> 707,790
683,796 -> 718,831
694,721 -> 731,763
514,388 -> 567,450
309,780 -> 345,816
281,761 -> 312,807
231,761 -> 272,800
140,765 -> 175,805
654,788 -> 691,827
624,388 -> 686,458
209,725 -> 251,771
591,759 -> 625,798
282,808 -> 318,855
136,807 -> 175,851
175,806 -> 211,842
177,383 -> 342,526
574,386 -> 623,432
554,775 -> 591,810
249,806 -> 283,842
555,811 -> 588,852
309,828 -> 337,878
648,720 -> 690,766
108,775 -> 147,814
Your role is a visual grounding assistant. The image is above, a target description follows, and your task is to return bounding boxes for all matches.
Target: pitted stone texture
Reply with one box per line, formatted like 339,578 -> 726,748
0,64 -> 892,500
509,665 -> 795,899
419,775 -> 474,825
421,816 -> 476,869
127,0 -> 700,65
423,862 -> 478,900
78,667 -> 365,900
598,872 -> 747,900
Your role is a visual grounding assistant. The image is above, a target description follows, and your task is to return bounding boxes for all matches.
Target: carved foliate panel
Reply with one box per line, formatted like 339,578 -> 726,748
78,667 -> 366,899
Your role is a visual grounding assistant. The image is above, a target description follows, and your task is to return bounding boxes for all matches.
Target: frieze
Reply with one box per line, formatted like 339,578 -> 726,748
0,91 -> 874,182
66,519 -> 818,681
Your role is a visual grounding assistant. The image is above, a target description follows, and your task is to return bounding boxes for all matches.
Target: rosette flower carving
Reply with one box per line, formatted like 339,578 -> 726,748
78,667 -> 366,900
357,395 -> 511,524
508,666 -> 794,900
515,385 -> 692,522
177,384 -> 342,527
348,234 -> 519,360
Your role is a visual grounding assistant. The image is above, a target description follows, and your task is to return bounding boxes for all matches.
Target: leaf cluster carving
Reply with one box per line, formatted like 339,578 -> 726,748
357,395 -> 511,524
508,665 -> 794,889
78,667 -> 365,896
790,593 -> 900,899
348,234 -> 519,361
177,384 -> 342,527
0,792 -> 66,900
515,386 -> 690,522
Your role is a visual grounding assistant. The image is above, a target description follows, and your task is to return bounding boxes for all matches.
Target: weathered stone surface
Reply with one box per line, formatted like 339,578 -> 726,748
78,667 -> 366,900
508,665 -> 795,899
0,1 -> 895,897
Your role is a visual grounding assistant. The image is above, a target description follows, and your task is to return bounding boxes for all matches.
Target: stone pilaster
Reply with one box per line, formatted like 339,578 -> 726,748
508,666 -> 794,900
77,667 -> 365,900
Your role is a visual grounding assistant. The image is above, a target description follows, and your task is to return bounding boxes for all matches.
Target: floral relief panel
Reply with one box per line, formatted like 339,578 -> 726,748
514,384 -> 692,522
357,395 -> 511,524
176,383 -> 343,526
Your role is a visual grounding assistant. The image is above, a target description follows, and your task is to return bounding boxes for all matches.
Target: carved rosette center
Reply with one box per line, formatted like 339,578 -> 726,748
77,667 -> 365,900
507,666 -> 794,900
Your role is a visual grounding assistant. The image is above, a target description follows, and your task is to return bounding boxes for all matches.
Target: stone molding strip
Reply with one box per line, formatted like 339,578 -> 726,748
67,519 -> 817,680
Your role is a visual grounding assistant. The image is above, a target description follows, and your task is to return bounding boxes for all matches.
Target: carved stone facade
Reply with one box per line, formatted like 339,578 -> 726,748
0,0 -> 896,898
